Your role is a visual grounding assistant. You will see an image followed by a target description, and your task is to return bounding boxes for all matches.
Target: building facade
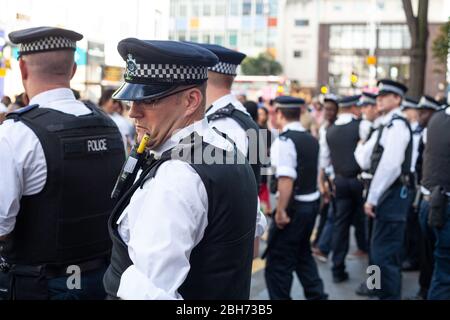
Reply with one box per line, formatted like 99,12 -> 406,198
280,0 -> 449,97
0,0 -> 170,100
169,0 -> 280,59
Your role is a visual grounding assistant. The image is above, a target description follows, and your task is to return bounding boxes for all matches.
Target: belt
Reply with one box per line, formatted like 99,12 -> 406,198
10,257 -> 108,279
422,194 -> 450,203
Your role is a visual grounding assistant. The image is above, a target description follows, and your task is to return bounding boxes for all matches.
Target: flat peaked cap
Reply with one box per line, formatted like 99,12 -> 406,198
339,95 -> 361,108
274,96 -> 305,109
377,79 -> 408,97
113,38 -> 219,101
357,92 -> 377,107
187,42 -> 246,76
8,26 -> 83,56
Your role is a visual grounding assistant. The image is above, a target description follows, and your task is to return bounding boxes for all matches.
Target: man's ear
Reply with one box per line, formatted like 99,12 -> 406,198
184,87 -> 202,116
70,63 -> 77,80
19,58 -> 28,81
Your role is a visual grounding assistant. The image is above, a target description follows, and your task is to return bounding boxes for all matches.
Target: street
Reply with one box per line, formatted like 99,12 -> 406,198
250,225 -> 420,300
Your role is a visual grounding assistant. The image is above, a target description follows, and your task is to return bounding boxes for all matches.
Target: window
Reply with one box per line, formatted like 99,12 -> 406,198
190,33 -> 199,43
243,0 -> 252,16
293,50 -> 302,58
329,25 -> 371,49
254,30 -> 265,47
256,0 -> 265,15
229,31 -> 238,47
214,35 -> 224,45
268,0 -> 278,16
178,32 -> 186,41
215,0 -> 226,16
241,32 -> 252,47
192,4 -> 200,16
203,3 -> 211,16
179,4 -> 187,17
295,19 -> 309,27
202,34 -> 211,43
170,3 -> 176,16
378,25 -> 411,49
229,0 -> 239,16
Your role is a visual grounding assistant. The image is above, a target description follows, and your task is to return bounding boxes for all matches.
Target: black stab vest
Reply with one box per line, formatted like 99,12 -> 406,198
3,103 -> 125,266
207,103 -> 263,188
103,134 -> 258,299
422,108 -> 450,191
326,118 -> 361,178
280,130 -> 319,195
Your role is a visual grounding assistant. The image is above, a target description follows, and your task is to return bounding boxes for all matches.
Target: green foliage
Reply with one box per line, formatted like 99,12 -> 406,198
432,19 -> 450,66
241,53 -> 283,76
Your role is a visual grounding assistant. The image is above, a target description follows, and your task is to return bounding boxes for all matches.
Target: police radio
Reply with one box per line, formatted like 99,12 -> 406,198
111,134 -> 150,199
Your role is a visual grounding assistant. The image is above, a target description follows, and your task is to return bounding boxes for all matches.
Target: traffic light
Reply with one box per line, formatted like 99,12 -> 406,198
351,72 -> 358,84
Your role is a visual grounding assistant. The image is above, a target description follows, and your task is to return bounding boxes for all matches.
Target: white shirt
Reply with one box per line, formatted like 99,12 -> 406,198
116,118 -> 265,300
270,121 -> 320,202
206,93 -> 250,156
366,108 -> 411,205
354,116 -> 383,171
206,93 -> 266,236
319,113 -> 364,170
0,88 -> 91,237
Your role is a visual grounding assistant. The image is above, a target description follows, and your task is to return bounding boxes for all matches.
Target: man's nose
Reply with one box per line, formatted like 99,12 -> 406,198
129,102 -> 142,119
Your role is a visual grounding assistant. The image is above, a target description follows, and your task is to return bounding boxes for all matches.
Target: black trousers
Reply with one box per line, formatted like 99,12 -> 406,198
418,199 -> 435,297
331,176 -> 366,277
265,200 -> 327,300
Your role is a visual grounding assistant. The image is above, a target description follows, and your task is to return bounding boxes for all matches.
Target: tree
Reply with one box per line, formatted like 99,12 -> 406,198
432,19 -> 450,69
402,0 -> 429,99
241,53 -> 283,76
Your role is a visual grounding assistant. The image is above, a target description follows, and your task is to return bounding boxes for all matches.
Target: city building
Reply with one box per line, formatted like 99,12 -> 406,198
280,0 -> 450,96
0,0 -> 170,100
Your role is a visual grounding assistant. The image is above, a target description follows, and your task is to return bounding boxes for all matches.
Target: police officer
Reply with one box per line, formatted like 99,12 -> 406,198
410,95 -> 441,299
0,27 -> 125,300
420,100 -> 450,300
102,39 -> 258,299
190,43 -> 261,182
313,94 -> 339,259
353,92 -> 382,296
401,96 -> 431,272
188,42 -> 267,249
264,96 -> 327,300
365,79 -> 413,300
319,94 -> 367,283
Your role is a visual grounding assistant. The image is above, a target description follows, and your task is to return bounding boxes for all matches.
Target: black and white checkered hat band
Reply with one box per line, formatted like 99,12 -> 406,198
402,100 -> 417,109
275,103 -> 302,109
339,101 -> 358,108
359,96 -> 376,106
209,62 -> 238,75
378,83 -> 405,96
19,36 -> 76,54
126,63 -> 208,82
418,97 -> 439,110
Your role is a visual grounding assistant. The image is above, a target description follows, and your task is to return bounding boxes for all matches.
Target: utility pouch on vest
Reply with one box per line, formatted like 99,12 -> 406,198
428,186 -> 448,229
9,265 -> 48,300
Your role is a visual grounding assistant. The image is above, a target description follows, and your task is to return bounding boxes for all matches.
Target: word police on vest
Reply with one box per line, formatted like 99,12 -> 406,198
87,138 -> 108,152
